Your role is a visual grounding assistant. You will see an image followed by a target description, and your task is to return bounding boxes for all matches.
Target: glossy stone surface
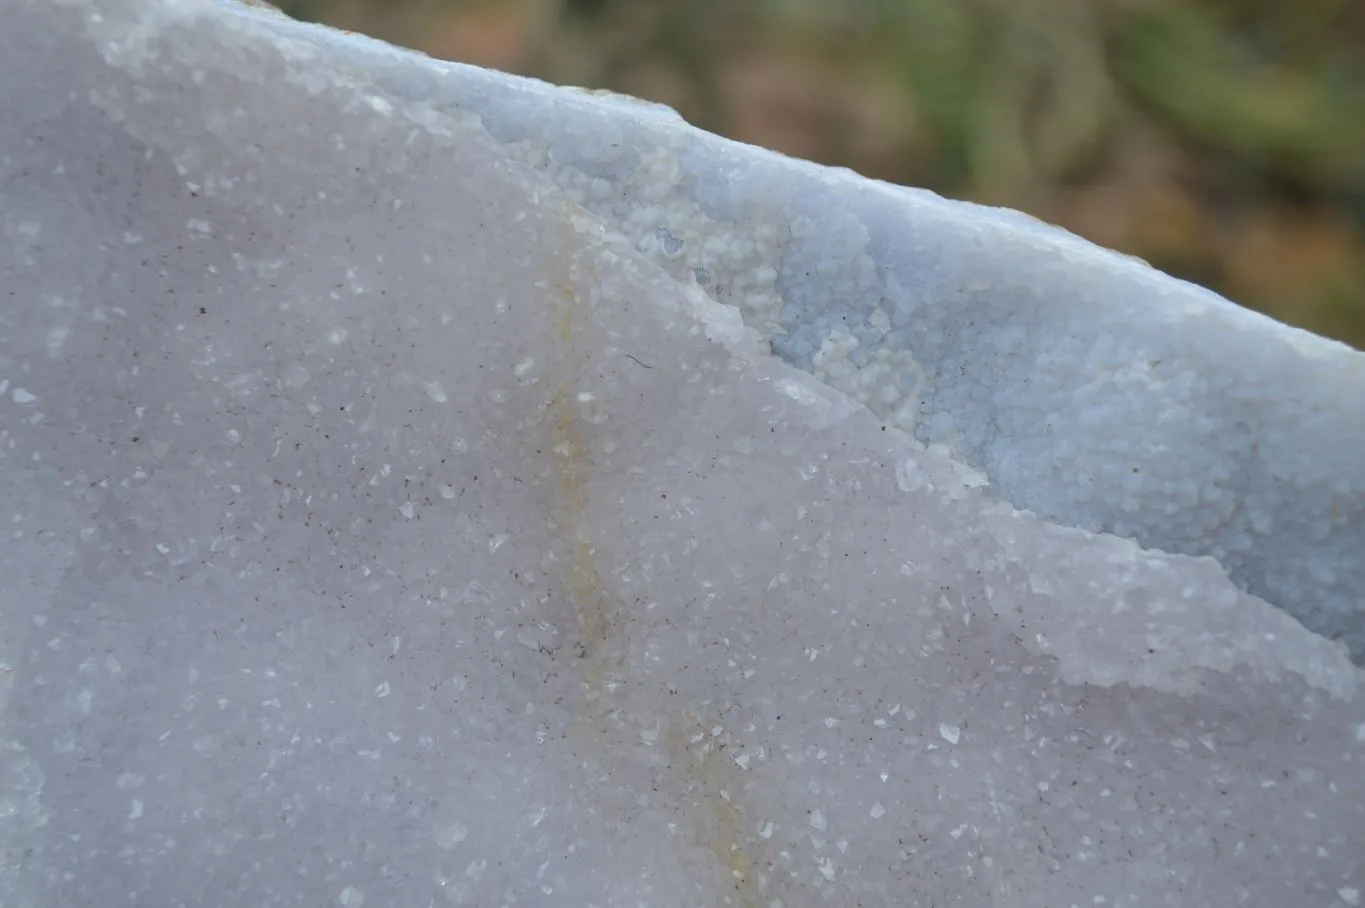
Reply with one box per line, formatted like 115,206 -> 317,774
1,2 -> 1362,906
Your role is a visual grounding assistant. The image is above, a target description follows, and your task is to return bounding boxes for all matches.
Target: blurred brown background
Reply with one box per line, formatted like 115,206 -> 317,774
277,0 -> 1365,349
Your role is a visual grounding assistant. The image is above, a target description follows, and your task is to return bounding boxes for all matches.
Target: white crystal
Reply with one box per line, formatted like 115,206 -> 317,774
0,1 -> 1361,906
423,381 -> 447,404
435,823 -> 469,850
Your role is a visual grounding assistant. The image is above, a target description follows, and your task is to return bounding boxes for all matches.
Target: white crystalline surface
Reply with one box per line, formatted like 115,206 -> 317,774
0,1 -> 1362,906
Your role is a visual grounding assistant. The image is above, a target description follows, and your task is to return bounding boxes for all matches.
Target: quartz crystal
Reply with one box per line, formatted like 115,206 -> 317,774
1,1 -> 1362,905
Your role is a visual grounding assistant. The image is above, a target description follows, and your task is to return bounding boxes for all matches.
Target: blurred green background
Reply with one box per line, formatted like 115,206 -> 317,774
278,0 -> 1365,349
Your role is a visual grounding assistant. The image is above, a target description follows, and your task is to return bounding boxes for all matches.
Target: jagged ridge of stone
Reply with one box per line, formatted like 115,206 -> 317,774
175,0 -> 1365,659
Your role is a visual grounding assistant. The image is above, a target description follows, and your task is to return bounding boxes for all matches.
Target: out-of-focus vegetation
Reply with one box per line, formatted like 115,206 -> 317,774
279,0 -> 1365,349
